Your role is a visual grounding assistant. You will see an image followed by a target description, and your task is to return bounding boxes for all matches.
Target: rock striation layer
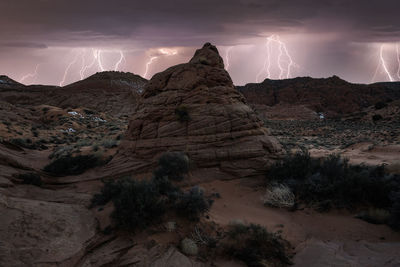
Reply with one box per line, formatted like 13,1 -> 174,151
113,43 -> 283,179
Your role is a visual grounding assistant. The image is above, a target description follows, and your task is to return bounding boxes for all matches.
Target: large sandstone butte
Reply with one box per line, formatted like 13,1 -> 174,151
113,43 -> 283,179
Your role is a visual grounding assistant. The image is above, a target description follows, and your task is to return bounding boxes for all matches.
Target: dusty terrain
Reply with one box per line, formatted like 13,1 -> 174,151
1,44 -> 400,266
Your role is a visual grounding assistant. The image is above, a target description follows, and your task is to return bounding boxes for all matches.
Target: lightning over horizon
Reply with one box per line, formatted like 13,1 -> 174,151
380,44 -> 394,82
59,51 -> 81,86
12,41 -> 400,87
396,44 -> 400,80
225,46 -> 233,71
256,35 -> 297,83
79,49 -> 98,80
143,48 -> 178,79
114,50 -> 125,71
371,44 -> 400,83
19,64 -> 40,84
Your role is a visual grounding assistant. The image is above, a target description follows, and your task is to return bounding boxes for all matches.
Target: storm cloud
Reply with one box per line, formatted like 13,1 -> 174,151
0,0 -> 399,85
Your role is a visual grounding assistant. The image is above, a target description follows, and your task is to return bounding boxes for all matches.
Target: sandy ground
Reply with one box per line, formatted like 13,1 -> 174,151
202,179 -> 400,266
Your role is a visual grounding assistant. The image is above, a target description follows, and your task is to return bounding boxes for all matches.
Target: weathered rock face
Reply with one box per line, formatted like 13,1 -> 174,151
113,43 -> 283,179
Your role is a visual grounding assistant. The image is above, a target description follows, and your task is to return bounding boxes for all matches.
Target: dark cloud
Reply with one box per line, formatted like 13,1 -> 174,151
0,42 -> 48,49
0,0 -> 399,47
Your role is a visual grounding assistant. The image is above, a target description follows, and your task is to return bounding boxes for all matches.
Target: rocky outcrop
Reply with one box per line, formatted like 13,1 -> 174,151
111,43 -> 283,179
0,194 -> 96,266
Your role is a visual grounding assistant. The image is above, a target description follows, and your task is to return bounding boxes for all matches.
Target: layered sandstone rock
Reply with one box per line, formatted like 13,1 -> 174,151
113,43 -> 283,179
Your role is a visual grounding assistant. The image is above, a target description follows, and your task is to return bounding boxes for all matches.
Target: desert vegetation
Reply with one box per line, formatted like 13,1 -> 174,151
44,154 -> 110,176
17,172 -> 42,186
222,223 -> 291,266
266,151 -> 400,229
91,152 -> 213,230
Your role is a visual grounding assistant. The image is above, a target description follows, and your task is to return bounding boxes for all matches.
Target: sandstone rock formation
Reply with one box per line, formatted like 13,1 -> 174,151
112,43 -> 283,179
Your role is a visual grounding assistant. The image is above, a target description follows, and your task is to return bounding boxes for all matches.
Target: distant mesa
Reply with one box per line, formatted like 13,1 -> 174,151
108,42 -> 283,180
238,75 -> 400,116
0,71 -> 148,117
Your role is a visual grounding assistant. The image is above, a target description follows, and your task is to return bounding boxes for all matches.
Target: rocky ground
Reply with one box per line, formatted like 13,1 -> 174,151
267,119 -> 400,151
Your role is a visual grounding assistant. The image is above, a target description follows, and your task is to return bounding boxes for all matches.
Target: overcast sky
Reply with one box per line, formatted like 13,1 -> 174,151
0,0 -> 399,85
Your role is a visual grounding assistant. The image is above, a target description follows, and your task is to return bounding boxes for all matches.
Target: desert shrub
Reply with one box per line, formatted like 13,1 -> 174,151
101,139 -> 118,149
153,152 -> 189,181
263,184 -> 295,208
111,179 -> 166,230
10,138 -> 38,149
49,145 -> 74,159
91,177 -> 166,230
355,208 -> 390,225
175,186 -> 212,221
91,152 -> 211,230
43,154 -> 106,176
268,150 -> 318,184
91,178 -> 128,207
175,105 -> 191,122
18,172 -> 42,186
374,101 -> 387,110
83,109 -> 94,115
152,175 -> 181,200
372,114 -> 383,122
389,192 -> 400,230
387,162 -> 400,174
268,153 -> 397,209
180,238 -> 198,256
267,152 -> 400,229
224,223 -> 291,266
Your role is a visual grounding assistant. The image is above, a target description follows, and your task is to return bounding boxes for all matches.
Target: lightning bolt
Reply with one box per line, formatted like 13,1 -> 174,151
396,44 -> 400,80
225,46 -> 233,70
78,49 -> 126,80
379,44 -> 394,82
143,48 -> 177,79
278,36 -> 295,79
80,49 -> 98,79
256,35 -> 297,82
256,36 -> 273,82
96,50 -> 105,72
59,51 -> 81,86
114,50 -> 125,71
20,64 -> 40,84
143,56 -> 158,79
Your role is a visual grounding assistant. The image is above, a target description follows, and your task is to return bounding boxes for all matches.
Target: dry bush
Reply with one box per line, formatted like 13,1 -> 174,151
263,184 -> 295,208
387,161 -> 400,175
